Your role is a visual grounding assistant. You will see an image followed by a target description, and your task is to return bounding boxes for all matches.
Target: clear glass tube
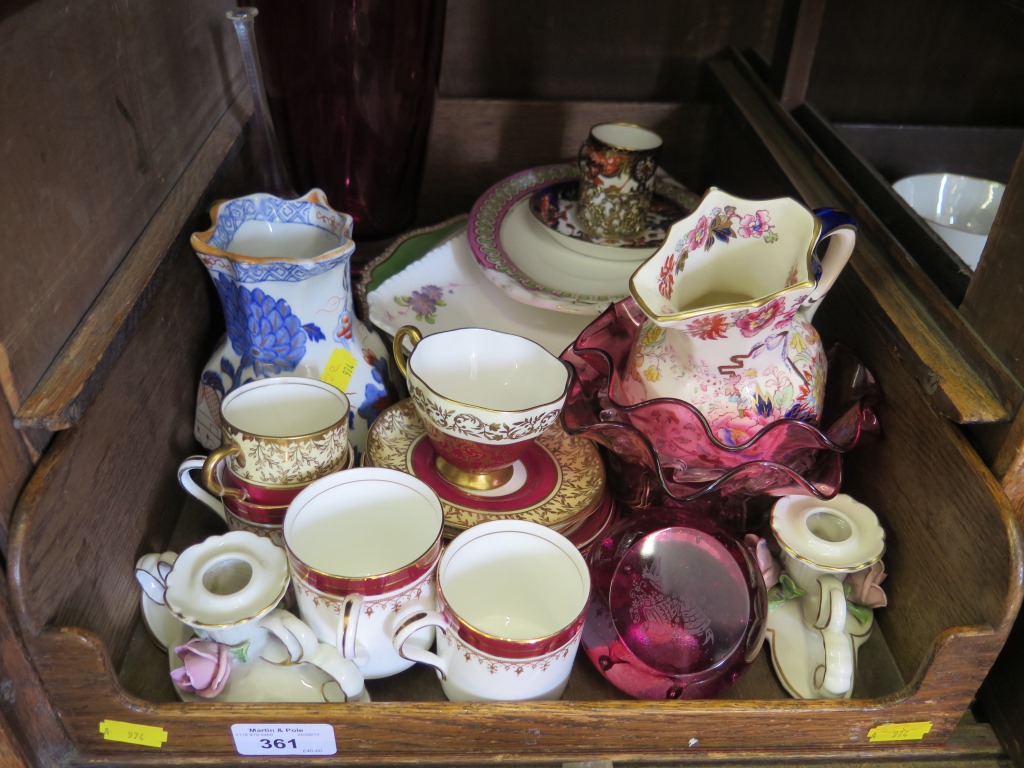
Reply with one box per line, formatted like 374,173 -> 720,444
226,7 -> 294,197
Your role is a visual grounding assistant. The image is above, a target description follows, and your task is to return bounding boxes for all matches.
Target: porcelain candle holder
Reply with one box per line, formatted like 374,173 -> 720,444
190,189 -> 394,460
135,531 -> 367,702
767,493 -> 887,699
392,520 -> 591,702
284,467 -> 445,679
392,325 -> 572,492
577,123 -> 663,240
624,188 -> 856,445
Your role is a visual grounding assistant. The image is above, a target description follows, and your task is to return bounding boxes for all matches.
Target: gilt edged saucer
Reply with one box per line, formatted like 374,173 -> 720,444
364,399 -> 606,534
529,178 -> 695,261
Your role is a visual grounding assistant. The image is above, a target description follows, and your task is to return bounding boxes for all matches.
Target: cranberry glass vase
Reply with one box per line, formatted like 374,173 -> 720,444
249,0 -> 447,241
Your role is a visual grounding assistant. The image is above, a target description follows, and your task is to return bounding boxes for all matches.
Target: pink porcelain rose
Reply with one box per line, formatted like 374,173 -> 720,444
170,638 -> 231,698
744,534 -> 781,590
846,560 -> 888,608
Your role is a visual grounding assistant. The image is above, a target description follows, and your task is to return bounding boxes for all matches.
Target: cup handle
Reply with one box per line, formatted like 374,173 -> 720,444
391,325 -> 422,379
816,626 -> 855,697
392,610 -> 449,680
200,445 -> 244,501
811,576 -> 848,633
261,609 -> 367,701
335,594 -> 370,667
177,456 -> 240,524
802,208 -> 857,321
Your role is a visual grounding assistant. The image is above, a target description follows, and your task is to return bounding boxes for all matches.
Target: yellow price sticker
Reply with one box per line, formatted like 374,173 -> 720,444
321,348 -> 358,392
99,719 -> 168,748
867,722 -> 933,742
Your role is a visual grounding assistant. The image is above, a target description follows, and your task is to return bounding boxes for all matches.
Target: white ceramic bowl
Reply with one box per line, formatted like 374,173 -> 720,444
892,173 -> 1005,270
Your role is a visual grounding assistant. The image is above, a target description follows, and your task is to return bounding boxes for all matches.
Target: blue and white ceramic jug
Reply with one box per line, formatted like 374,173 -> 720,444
190,189 -> 393,458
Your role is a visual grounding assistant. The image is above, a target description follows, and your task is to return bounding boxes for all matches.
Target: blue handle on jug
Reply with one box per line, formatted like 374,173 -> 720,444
802,208 -> 857,322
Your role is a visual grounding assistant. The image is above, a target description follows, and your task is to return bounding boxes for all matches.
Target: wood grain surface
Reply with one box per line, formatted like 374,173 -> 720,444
0,0 -> 243,413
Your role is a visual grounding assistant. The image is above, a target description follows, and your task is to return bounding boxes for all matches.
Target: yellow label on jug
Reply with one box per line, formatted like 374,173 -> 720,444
867,721 -> 932,742
99,719 -> 168,748
321,348 -> 358,392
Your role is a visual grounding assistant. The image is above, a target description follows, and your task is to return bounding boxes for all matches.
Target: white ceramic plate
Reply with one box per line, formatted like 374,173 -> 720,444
367,226 -> 593,356
468,164 -> 641,315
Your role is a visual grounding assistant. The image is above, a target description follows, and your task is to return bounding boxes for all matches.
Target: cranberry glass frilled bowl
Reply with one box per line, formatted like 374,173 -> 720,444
558,298 -> 880,515
583,507 -> 767,700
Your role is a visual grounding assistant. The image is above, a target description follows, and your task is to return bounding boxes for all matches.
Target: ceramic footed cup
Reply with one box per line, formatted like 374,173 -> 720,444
770,493 -> 886,698
577,122 -> 663,239
392,325 -> 572,492
135,530 -> 367,701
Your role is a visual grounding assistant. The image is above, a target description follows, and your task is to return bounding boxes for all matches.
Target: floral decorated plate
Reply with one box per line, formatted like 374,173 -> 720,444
169,632 -> 356,704
365,222 -> 592,356
529,177 -> 696,262
468,164 -> 639,314
364,399 -> 606,534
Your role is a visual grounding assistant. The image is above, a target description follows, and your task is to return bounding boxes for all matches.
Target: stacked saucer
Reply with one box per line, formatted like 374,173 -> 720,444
363,399 -> 611,548
177,377 -> 357,547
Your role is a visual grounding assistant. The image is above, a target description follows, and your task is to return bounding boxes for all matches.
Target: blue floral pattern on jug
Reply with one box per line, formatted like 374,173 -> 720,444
207,273 -> 325,389
191,189 -> 394,457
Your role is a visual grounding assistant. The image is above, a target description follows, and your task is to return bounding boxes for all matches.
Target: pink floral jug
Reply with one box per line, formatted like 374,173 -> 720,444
623,188 -> 856,445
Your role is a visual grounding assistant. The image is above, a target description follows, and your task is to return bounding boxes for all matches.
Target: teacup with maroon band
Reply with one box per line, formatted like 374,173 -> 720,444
392,325 -> 571,493
284,467 -> 445,679
177,446 -> 356,546
393,519 -> 591,702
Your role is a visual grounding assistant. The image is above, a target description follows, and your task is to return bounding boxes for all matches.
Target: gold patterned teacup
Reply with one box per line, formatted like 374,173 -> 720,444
392,326 -> 572,492
200,377 -> 351,488
577,122 -> 662,240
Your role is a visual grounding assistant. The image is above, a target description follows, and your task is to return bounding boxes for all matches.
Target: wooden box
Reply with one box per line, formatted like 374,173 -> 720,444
3,2 -> 1023,766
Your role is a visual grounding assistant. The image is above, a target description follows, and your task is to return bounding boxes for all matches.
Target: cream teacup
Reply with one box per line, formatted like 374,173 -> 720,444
392,520 -> 590,702
577,122 -> 662,239
284,467 -> 445,679
392,326 -> 572,491
202,377 -> 351,488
